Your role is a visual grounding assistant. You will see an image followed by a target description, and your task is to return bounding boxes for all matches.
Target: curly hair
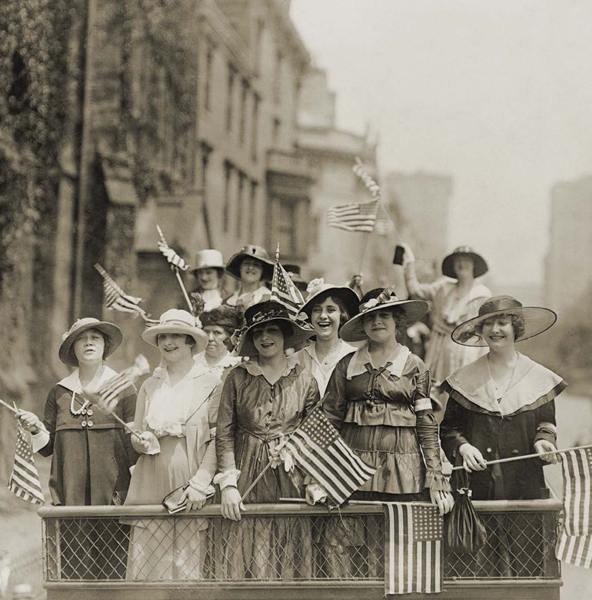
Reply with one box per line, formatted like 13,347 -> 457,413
307,294 -> 351,329
362,306 -> 407,330
474,312 -> 526,340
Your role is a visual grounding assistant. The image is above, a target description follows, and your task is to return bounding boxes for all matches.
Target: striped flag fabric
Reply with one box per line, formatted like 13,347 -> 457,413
283,408 -> 376,506
94,264 -> 152,321
556,447 -> 592,568
327,200 -> 379,233
157,225 -> 190,271
95,355 -> 150,413
270,260 -> 305,318
384,503 -> 443,595
8,423 -> 45,505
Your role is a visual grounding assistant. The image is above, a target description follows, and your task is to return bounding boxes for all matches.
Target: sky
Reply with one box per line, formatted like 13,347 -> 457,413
290,0 -> 592,287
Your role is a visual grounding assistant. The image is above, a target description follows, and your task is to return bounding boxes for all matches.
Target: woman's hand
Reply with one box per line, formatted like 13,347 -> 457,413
305,483 -> 328,506
133,431 -> 159,454
458,443 -> 488,472
17,410 -> 42,434
534,440 -> 559,464
430,489 -> 455,516
221,486 -> 244,521
182,487 -> 208,512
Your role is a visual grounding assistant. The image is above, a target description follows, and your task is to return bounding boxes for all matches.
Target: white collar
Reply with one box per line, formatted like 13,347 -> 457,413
58,365 -> 119,394
346,343 -> 411,379
240,353 -> 302,378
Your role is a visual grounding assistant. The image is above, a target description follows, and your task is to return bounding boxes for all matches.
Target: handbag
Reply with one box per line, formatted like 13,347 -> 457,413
162,484 -> 215,515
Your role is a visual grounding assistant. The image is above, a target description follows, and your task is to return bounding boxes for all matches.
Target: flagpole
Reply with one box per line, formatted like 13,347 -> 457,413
156,225 -> 193,313
0,398 -> 19,414
174,268 -> 193,313
450,443 -> 592,471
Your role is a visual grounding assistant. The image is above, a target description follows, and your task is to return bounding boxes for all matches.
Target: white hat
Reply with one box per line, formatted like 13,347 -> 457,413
142,309 -> 208,351
190,249 -> 225,272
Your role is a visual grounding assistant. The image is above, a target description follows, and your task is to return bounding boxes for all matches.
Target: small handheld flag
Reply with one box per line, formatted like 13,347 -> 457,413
156,225 -> 190,271
327,200 -> 379,233
270,244 -> 305,318
8,423 -> 45,505
94,355 -> 150,414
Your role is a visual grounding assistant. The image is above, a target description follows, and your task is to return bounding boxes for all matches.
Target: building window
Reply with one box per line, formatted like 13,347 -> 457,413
249,180 -> 258,239
251,93 -> 260,161
223,161 -> 233,233
227,63 -> 236,132
205,43 -> 214,111
239,79 -> 248,147
236,171 -> 246,238
272,117 -> 281,147
273,50 -> 283,104
278,199 -> 297,256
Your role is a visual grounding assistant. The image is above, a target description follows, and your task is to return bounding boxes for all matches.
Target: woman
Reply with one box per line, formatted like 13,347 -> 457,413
401,245 -> 492,407
193,306 -> 243,377
189,249 -> 229,311
215,300 -> 318,579
124,309 -> 218,580
224,245 -> 273,311
295,278 -> 359,396
440,295 -> 565,576
16,317 -> 137,579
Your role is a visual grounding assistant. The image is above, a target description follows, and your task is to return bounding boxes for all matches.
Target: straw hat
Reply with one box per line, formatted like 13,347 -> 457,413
236,301 -> 314,357
452,295 -> 557,347
340,287 -> 429,343
142,309 -> 207,351
298,278 -> 360,321
59,318 -> 123,367
225,245 -> 274,281
190,249 -> 225,273
441,246 -> 488,279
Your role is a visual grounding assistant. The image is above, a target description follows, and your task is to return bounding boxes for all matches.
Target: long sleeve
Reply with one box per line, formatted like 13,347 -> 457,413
38,387 -> 58,458
215,371 -> 239,473
412,367 -> 449,491
120,389 -> 139,467
321,357 -> 351,431
403,261 -> 444,301
439,398 -> 470,462
534,400 -> 557,447
130,383 -> 149,454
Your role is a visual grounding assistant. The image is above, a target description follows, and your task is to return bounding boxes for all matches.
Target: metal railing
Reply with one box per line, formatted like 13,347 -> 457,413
39,500 -> 562,594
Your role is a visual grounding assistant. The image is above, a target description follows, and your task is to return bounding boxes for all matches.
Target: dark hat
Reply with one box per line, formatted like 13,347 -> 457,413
298,278 -> 360,321
340,287 -> 429,343
441,246 -> 488,279
225,245 -> 274,281
236,301 -> 314,357
200,305 -> 243,331
59,318 -> 123,367
452,295 -> 557,347
283,264 -> 307,285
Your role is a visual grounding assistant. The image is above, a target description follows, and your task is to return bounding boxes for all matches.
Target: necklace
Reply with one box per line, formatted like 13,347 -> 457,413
487,353 -> 519,402
69,391 -> 89,416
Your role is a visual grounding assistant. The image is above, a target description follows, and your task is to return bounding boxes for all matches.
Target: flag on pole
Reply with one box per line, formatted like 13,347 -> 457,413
283,408 -> 376,506
94,355 -> 150,413
327,200 -> 379,233
270,245 -> 304,318
556,447 -> 592,568
384,503 -> 443,595
157,225 -> 190,271
8,423 -> 45,505
353,157 -> 381,200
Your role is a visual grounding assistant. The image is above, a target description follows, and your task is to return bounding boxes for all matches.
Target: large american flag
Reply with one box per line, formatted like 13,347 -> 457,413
326,200 -> 379,233
284,408 -> 376,506
556,447 -> 592,568
270,260 -> 304,318
385,503 -> 443,595
8,423 -> 45,506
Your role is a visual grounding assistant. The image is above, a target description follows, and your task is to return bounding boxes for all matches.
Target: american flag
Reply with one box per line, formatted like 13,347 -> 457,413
94,355 -> 150,413
157,225 -> 190,271
326,200 -> 379,233
8,423 -> 45,505
556,447 -> 592,568
284,408 -> 376,506
385,503 -> 443,595
270,256 -> 304,318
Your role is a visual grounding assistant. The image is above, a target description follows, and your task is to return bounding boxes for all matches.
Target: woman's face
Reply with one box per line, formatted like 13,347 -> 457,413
195,268 -> 220,291
481,316 -> 515,350
73,329 -> 105,366
363,310 -> 398,344
310,297 -> 342,342
453,256 -> 474,279
240,259 -> 264,285
204,325 -> 229,359
252,323 -> 285,358
157,333 -> 194,363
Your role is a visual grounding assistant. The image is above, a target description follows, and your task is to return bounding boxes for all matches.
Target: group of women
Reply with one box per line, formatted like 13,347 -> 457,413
16,241 -> 567,580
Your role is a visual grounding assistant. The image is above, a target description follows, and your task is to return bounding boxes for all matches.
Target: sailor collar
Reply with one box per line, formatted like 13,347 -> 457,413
58,365 -> 119,394
239,352 -> 302,378
346,343 -> 411,380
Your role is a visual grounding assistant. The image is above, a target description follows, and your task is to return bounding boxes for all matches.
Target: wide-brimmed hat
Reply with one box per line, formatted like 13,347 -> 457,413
225,245 -> 274,281
190,249 -> 225,273
441,246 -> 488,279
59,318 -> 123,367
236,300 -> 314,357
298,278 -> 360,321
340,287 -> 429,343
142,309 -> 208,351
452,295 -> 557,347
200,306 -> 243,331
283,264 -> 307,285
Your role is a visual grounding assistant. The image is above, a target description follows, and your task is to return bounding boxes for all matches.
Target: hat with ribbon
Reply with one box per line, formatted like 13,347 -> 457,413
298,278 -> 360,321
225,245 -> 274,281
59,318 -> 123,367
340,287 -> 429,343
441,246 -> 488,279
190,249 -> 225,273
142,309 -> 208,351
451,295 -> 557,347
235,300 -> 314,357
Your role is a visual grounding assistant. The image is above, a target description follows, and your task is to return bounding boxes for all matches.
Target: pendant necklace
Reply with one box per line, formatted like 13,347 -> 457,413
69,391 -> 89,416
487,353 -> 518,403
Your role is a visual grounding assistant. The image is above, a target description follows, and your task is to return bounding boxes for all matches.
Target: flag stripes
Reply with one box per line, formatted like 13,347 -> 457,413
270,260 -> 304,318
556,448 -> 592,568
327,200 -> 379,233
94,264 -> 148,318
8,424 -> 45,505
284,408 -> 376,506
157,225 -> 190,271
95,355 -> 150,413
385,503 -> 442,595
